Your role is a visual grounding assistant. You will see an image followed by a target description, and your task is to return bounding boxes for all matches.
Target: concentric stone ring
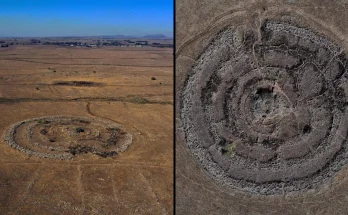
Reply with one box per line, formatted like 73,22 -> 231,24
180,20 -> 348,195
4,116 -> 132,160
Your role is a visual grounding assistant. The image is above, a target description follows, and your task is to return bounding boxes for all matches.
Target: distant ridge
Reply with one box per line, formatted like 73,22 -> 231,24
104,34 -> 172,39
114,35 -> 137,39
142,34 -> 171,39
0,34 -> 174,39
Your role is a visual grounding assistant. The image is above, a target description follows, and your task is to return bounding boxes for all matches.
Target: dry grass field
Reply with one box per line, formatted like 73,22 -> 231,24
0,45 -> 173,214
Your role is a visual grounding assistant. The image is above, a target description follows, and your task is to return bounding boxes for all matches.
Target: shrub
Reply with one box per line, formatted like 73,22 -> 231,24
75,127 -> 85,133
37,119 -> 50,124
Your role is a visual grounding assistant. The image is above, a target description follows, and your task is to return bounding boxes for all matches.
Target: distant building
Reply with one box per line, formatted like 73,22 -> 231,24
1,44 -> 9,48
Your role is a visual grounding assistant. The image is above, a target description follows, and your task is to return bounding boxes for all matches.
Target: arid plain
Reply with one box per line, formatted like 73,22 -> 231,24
0,45 -> 173,214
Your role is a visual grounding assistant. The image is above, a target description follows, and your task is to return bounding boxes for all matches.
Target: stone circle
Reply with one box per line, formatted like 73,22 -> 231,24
3,116 -> 132,160
180,20 -> 348,195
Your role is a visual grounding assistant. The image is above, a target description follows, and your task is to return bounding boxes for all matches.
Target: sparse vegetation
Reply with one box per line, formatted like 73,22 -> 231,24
219,138 -> 236,156
75,127 -> 85,133
223,142 -> 236,156
67,144 -> 93,155
37,119 -> 50,124
108,127 -> 121,132
129,96 -> 151,104
53,81 -> 100,86
94,151 -> 118,158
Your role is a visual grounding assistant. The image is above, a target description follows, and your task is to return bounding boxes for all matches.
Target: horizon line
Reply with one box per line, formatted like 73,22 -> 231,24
0,35 -> 173,39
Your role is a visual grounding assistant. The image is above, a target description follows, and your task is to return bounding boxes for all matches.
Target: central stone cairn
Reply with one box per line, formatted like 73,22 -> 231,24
4,116 -> 132,159
181,20 -> 348,194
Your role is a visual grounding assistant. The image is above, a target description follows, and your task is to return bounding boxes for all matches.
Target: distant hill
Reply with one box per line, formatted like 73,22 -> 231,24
111,34 -> 172,39
142,34 -> 172,39
62,34 -> 173,39
114,35 -> 136,39
26,34 -> 174,40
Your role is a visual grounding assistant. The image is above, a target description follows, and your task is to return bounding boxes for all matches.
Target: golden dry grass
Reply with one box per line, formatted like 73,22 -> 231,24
0,45 -> 173,214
